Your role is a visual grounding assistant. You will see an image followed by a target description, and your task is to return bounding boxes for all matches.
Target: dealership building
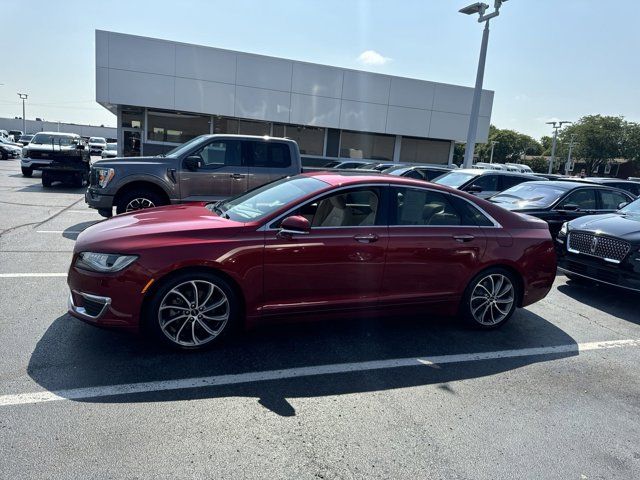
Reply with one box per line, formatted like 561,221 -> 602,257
95,30 -> 493,164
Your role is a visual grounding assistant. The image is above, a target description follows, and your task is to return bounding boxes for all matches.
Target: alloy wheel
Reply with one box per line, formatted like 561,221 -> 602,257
469,273 -> 515,326
158,280 -> 230,347
125,197 -> 155,212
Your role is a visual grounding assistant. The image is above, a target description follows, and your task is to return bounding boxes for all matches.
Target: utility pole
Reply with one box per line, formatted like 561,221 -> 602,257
459,1 -> 509,168
17,93 -> 28,134
489,140 -> 498,163
546,120 -> 571,174
564,134 -> 577,175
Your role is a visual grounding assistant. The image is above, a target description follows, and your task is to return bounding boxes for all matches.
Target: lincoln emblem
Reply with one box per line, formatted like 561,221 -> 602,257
590,236 -> 599,254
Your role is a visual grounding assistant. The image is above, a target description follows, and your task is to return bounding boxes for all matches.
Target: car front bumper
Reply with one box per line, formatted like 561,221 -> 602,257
67,263 -> 149,331
85,187 -> 115,210
21,158 -> 52,169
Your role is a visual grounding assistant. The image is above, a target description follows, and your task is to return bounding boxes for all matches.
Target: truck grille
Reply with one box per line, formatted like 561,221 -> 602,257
567,232 -> 630,263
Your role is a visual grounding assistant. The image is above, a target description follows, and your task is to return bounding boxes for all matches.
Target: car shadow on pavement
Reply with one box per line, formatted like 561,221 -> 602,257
17,183 -> 87,194
557,279 -> 640,326
28,309 -> 578,416
63,221 -> 101,239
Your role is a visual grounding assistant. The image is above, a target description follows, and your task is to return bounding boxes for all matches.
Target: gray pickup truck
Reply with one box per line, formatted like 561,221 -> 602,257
86,134 -> 303,217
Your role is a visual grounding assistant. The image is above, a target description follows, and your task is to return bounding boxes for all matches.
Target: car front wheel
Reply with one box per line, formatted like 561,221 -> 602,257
21,167 -> 33,177
115,188 -> 165,214
147,272 -> 239,350
461,268 -> 519,329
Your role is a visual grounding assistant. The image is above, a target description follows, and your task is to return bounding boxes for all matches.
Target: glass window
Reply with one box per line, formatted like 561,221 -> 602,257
213,116 -> 239,134
449,195 -> 494,226
433,171 -> 477,188
147,111 -> 210,143
393,188 -> 462,226
559,189 -> 597,210
600,190 -> 630,209
245,142 -> 291,168
491,183 -> 568,208
418,168 -> 450,181
501,175 -> 534,190
121,107 -> 143,129
284,125 -> 324,155
340,131 -> 395,161
195,140 -> 241,167
307,189 -> 380,227
30,133 -> 78,146
238,120 -> 270,136
272,123 -> 285,137
400,137 -> 450,164
468,174 -> 499,192
216,176 -> 327,223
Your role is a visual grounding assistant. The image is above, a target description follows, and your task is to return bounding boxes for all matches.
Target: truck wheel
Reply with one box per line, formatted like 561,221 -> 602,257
21,167 -> 33,177
72,173 -> 84,188
116,189 -> 166,214
0,151 -> 7,160
42,172 -> 52,188
98,208 -> 113,218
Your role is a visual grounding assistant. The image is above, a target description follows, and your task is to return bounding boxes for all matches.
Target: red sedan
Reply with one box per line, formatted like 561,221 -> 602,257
67,173 -> 556,349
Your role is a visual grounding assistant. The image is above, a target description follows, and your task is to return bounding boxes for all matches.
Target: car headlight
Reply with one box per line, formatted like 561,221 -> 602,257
559,222 -> 569,236
75,252 -> 138,273
95,167 -> 115,188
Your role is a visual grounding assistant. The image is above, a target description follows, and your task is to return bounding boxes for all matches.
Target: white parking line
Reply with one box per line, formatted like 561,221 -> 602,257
0,339 -> 637,408
67,210 -> 100,214
0,273 -> 67,278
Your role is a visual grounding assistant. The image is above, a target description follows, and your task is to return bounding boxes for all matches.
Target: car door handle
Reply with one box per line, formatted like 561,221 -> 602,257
229,173 -> 245,180
354,234 -> 379,243
453,234 -> 475,243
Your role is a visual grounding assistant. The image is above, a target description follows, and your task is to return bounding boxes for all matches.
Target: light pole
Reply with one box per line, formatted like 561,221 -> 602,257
546,120 -> 571,174
459,1 -> 508,169
564,134 -> 577,175
17,93 -> 28,134
489,140 -> 498,163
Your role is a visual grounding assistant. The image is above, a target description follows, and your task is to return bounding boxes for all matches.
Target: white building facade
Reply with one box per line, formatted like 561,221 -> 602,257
96,30 -> 493,164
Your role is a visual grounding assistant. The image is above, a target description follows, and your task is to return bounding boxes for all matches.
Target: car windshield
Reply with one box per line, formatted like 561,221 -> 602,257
491,184 -> 568,208
433,171 -> 477,188
210,176 -> 327,222
31,134 -> 78,146
384,166 -> 411,175
162,135 -> 209,157
105,143 -> 117,151
620,198 -> 640,216
19,135 -> 33,141
90,137 -> 106,143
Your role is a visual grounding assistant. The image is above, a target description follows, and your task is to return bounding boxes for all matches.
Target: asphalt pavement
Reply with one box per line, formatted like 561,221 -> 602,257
1,159 -> 639,479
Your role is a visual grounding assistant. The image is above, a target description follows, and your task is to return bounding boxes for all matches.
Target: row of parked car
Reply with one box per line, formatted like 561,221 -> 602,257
57,133 -> 640,350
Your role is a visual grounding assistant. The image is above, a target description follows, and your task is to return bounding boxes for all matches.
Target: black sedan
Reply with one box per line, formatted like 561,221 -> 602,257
490,181 -> 636,237
556,198 -> 640,292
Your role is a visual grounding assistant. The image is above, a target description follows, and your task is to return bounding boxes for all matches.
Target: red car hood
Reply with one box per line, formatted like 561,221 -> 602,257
75,204 -> 248,253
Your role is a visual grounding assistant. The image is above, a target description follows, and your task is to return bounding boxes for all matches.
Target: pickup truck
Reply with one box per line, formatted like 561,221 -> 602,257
86,134 -> 303,217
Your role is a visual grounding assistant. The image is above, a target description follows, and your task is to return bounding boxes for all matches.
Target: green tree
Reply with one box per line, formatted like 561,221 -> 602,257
540,136 -> 553,155
559,115 -> 626,175
476,125 -> 542,163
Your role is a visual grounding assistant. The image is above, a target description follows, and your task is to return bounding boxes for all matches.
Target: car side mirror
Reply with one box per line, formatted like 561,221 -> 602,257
617,202 -> 628,210
184,155 -> 202,171
278,215 -> 310,237
467,184 -> 483,193
560,204 -> 579,211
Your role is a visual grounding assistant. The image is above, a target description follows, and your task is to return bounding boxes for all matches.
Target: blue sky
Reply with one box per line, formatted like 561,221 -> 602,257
1,0 -> 638,139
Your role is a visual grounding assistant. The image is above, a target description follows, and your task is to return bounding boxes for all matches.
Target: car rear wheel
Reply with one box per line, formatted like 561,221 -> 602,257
21,167 -> 33,177
147,272 -> 239,350
461,268 -> 519,329
42,172 -> 52,188
115,188 -> 165,214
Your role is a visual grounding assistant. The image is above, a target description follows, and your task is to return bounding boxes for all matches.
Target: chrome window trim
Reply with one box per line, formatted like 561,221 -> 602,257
259,183 -> 388,232
258,183 -> 502,231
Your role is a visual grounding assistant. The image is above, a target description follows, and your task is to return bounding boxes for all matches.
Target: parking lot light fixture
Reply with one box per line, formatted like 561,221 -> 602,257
546,120 -> 572,174
460,0 -> 508,169
489,141 -> 498,163
17,93 -> 28,135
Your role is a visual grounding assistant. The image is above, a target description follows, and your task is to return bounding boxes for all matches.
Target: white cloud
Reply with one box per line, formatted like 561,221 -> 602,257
356,50 -> 391,66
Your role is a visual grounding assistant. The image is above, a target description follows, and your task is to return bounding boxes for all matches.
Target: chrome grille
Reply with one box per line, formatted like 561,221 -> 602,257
568,232 -> 630,263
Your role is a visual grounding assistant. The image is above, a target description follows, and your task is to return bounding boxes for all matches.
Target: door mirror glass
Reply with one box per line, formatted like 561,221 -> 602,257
618,201 -> 629,210
184,155 -> 202,171
467,184 -> 483,193
278,215 -> 310,236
